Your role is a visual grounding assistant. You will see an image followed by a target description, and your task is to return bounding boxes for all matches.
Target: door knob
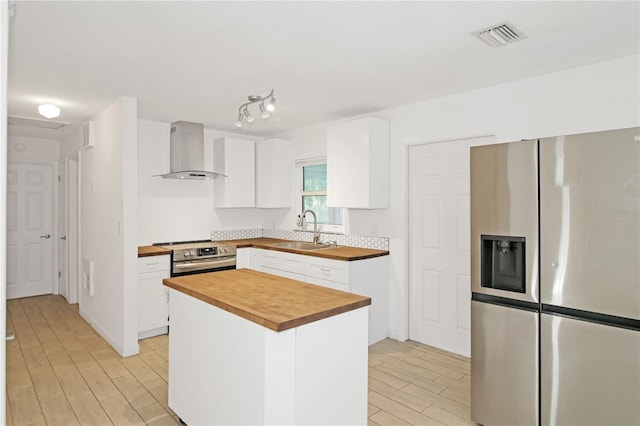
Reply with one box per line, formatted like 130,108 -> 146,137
60,235 -> 67,240
40,234 -> 51,239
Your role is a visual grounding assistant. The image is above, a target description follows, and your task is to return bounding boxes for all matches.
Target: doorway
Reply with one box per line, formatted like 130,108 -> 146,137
6,162 -> 56,299
408,136 -> 493,357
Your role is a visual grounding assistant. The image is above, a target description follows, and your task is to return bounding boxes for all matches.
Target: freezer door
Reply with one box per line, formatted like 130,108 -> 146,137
471,300 -> 539,426
471,140 -> 539,303
539,127 -> 640,319
541,314 -> 640,425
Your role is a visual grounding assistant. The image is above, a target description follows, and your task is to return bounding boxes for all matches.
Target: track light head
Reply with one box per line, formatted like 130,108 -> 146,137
259,103 -> 270,119
265,95 -> 276,112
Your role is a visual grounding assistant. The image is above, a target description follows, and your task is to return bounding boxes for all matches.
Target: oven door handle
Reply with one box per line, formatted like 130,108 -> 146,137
173,257 -> 236,272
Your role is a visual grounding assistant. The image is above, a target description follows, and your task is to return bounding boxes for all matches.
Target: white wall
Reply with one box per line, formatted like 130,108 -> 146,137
60,124 -> 84,161
137,119 -> 262,245
7,135 -> 60,162
79,96 -> 139,357
274,54 -> 640,340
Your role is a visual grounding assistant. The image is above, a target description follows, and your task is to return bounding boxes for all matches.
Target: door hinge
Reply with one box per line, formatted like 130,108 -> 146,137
58,271 -> 61,278
58,175 -> 61,182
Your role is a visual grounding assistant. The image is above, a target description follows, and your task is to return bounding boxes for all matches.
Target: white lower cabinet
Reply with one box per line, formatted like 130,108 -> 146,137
306,256 -> 388,345
252,249 -> 306,281
168,289 -> 368,425
250,248 -> 389,345
306,256 -> 349,284
137,255 -> 170,339
236,248 -> 252,269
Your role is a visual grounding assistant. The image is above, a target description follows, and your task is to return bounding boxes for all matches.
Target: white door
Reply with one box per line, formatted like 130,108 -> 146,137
59,160 -> 68,301
56,158 -> 79,303
7,162 -> 56,299
408,137 -> 491,357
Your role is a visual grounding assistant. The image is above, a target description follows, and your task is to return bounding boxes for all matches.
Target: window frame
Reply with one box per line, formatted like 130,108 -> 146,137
296,158 -> 347,235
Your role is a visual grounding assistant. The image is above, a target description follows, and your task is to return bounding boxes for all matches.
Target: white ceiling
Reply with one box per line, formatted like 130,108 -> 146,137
7,1 -> 640,138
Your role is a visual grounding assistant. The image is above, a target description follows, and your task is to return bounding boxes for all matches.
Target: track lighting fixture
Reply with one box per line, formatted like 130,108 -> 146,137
235,89 -> 276,129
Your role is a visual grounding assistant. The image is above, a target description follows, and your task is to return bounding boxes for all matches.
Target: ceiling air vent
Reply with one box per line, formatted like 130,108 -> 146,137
474,22 -> 526,47
8,115 -> 69,130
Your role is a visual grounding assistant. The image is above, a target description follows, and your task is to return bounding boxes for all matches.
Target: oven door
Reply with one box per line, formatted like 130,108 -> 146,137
172,256 -> 236,277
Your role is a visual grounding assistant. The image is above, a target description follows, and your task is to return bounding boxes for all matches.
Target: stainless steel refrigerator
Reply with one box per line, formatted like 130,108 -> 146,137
470,127 -> 640,426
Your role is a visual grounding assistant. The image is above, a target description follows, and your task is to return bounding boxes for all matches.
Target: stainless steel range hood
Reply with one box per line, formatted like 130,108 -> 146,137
156,121 -> 226,180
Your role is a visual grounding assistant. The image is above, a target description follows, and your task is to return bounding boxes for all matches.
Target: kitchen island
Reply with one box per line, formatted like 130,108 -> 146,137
163,269 -> 371,426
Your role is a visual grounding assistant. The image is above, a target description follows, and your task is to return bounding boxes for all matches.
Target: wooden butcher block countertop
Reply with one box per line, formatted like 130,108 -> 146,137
163,269 -> 371,332
138,245 -> 172,257
221,237 -> 389,261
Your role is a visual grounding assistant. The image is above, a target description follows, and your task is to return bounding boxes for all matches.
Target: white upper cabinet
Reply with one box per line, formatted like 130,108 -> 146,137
213,137 -> 255,208
256,138 -> 293,208
327,117 -> 390,209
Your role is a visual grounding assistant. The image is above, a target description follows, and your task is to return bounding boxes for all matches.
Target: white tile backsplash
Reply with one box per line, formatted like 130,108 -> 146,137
212,228 -> 389,251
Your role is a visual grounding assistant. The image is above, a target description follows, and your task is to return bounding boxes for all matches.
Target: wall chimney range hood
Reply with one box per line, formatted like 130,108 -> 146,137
156,121 -> 226,180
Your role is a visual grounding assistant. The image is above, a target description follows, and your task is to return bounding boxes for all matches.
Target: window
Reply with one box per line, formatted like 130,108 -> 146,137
298,161 -> 344,233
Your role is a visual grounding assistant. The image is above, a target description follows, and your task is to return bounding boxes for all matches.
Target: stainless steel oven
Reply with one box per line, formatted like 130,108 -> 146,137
154,240 -> 236,277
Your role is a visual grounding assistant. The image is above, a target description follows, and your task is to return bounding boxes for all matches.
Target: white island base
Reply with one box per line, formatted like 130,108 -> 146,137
168,289 -> 369,425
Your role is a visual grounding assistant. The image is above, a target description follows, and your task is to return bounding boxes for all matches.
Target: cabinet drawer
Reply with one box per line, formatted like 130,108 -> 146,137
257,249 -> 306,275
306,276 -> 350,292
138,255 -> 170,274
258,250 -> 281,270
306,257 -> 349,284
279,252 -> 306,275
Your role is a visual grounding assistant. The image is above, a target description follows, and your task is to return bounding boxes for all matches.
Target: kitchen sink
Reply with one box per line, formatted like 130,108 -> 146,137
270,241 -> 335,250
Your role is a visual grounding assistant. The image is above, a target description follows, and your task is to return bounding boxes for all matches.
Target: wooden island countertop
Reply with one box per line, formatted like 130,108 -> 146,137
163,269 -> 371,332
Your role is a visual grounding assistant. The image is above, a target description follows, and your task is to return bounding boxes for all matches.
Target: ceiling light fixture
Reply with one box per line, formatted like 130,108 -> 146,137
38,103 -> 61,119
235,89 -> 275,129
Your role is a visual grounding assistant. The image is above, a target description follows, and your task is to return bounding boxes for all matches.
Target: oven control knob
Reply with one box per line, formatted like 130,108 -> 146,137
190,249 -> 196,256
221,247 -> 227,253
184,250 -> 190,257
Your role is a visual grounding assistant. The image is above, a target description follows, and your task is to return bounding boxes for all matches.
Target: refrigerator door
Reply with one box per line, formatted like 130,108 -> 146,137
471,300 -> 539,426
539,127 -> 640,319
471,140 -> 539,303
541,314 -> 640,425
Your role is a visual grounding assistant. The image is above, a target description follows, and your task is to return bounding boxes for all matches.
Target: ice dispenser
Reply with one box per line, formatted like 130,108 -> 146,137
480,235 -> 526,293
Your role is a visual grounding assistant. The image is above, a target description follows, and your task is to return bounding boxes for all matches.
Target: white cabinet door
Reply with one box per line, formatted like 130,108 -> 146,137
138,272 -> 169,331
256,139 -> 292,208
213,137 -> 255,208
236,248 -> 252,269
138,255 -> 170,339
327,117 -> 389,209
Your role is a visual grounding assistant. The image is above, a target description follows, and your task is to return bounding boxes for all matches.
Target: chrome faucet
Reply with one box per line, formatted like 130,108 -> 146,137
298,209 -> 320,245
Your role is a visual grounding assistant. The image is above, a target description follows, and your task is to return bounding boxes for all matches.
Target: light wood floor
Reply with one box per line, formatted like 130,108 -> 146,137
6,295 -> 473,426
